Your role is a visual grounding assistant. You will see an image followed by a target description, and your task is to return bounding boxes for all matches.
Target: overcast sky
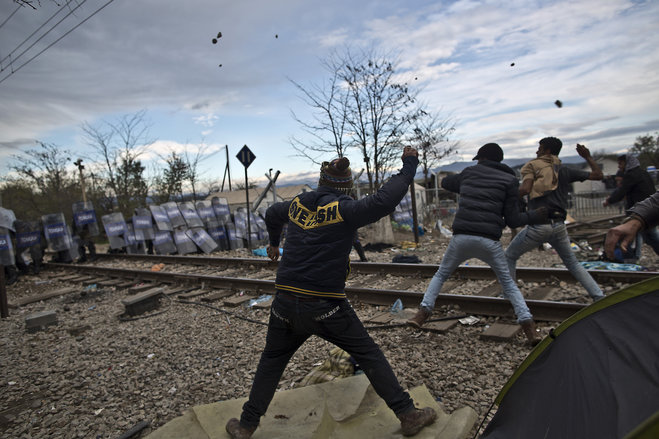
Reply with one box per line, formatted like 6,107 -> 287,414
1,0 -> 658,187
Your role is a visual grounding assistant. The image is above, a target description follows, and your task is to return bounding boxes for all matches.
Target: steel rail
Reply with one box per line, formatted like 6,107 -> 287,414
49,263 -> 585,322
89,253 -> 658,284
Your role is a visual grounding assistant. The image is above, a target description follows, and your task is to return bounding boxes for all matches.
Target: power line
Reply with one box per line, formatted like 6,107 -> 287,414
0,0 -> 88,72
0,0 -> 79,68
0,5 -> 21,31
0,0 -> 115,85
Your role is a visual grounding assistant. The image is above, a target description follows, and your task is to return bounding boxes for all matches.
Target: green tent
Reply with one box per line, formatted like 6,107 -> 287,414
481,277 -> 659,439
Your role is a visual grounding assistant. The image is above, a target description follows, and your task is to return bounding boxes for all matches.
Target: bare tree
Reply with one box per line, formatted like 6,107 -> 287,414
291,47 -> 443,192
82,110 -> 153,215
408,111 -> 458,189
183,140 -> 216,201
7,141 -> 76,214
289,66 -> 353,163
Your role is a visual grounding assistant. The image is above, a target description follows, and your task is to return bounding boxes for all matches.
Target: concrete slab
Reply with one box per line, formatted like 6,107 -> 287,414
525,286 -> 557,300
366,312 -> 394,324
13,287 -> 78,307
201,290 -> 234,303
479,323 -> 520,341
122,288 -> 163,316
475,282 -> 501,297
425,319 -> 459,334
129,283 -> 157,293
223,295 -> 251,307
25,310 -> 57,332
178,289 -> 208,299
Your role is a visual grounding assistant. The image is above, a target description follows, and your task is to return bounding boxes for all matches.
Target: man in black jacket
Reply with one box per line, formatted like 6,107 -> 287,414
407,143 -> 546,344
225,146 -> 437,439
604,154 -> 659,257
505,139 -> 604,300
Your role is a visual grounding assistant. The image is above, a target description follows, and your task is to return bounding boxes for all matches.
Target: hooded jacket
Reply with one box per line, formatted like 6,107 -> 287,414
265,155 -> 418,298
443,160 -> 538,240
608,155 -> 655,210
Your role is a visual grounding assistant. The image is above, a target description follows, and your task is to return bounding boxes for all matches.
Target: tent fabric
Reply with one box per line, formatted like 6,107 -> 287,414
482,277 -> 659,439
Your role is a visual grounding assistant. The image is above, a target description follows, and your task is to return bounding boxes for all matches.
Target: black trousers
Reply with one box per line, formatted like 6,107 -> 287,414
240,292 -> 414,427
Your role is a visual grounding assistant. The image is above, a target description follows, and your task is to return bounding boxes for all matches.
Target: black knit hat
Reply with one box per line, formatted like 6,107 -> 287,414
472,143 -> 504,162
319,157 -> 353,193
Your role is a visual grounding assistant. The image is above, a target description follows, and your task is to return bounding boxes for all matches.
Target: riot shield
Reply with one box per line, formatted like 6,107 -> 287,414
225,223 -> 243,249
254,212 -> 269,246
162,202 -> 186,228
72,201 -> 100,237
0,227 -> 15,265
14,220 -> 41,251
101,213 -> 128,250
149,205 -> 173,232
185,228 -> 218,254
124,221 -> 144,254
42,213 -> 73,252
195,200 -> 220,228
133,207 -> 155,240
153,231 -> 177,255
207,225 -> 229,251
0,207 -> 16,232
173,228 -> 197,254
234,208 -> 260,248
211,197 -> 232,225
179,202 -> 204,229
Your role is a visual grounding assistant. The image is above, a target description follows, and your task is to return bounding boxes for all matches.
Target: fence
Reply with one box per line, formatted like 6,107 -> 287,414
418,189 -> 629,230
567,191 -> 625,219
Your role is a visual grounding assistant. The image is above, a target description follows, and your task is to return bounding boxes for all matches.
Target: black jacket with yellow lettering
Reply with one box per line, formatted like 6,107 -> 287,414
265,155 -> 419,299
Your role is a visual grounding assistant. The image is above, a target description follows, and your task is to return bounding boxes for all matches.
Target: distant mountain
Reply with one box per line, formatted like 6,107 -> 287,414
433,155 -> 587,174
269,155 -> 590,188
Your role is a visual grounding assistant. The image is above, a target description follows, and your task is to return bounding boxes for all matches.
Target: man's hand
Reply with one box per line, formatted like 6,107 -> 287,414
402,146 -> 418,160
266,245 -> 280,262
604,219 -> 643,260
576,143 -> 591,159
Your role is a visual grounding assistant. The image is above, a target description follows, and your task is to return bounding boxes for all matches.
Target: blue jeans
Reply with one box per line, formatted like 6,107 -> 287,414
240,293 -> 414,427
637,227 -> 659,258
505,223 -> 603,299
420,234 -> 533,323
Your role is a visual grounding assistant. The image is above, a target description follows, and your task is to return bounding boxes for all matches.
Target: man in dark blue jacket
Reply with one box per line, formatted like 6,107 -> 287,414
407,143 -> 546,344
226,146 -> 437,439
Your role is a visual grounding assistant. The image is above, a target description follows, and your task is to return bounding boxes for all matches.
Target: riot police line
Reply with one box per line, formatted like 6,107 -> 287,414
0,197 -> 270,285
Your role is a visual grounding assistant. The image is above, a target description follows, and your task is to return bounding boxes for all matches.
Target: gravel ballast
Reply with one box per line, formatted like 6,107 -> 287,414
1,230 -> 657,439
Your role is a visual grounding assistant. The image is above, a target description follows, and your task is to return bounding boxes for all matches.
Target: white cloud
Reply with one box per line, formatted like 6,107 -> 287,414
1,0 -> 658,179
193,113 -> 219,128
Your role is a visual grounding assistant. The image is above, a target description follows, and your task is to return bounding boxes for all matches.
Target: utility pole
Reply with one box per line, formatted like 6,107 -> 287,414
74,159 -> 87,203
221,145 -> 232,192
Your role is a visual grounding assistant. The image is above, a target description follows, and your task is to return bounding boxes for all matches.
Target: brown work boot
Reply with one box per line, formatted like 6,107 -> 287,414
520,319 -> 540,346
398,407 -> 437,436
407,308 -> 431,329
225,418 -> 256,439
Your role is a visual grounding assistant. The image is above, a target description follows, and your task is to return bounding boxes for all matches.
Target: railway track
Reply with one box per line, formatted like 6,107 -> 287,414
44,254 -> 658,323
565,213 -> 625,244
89,252 -> 657,283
